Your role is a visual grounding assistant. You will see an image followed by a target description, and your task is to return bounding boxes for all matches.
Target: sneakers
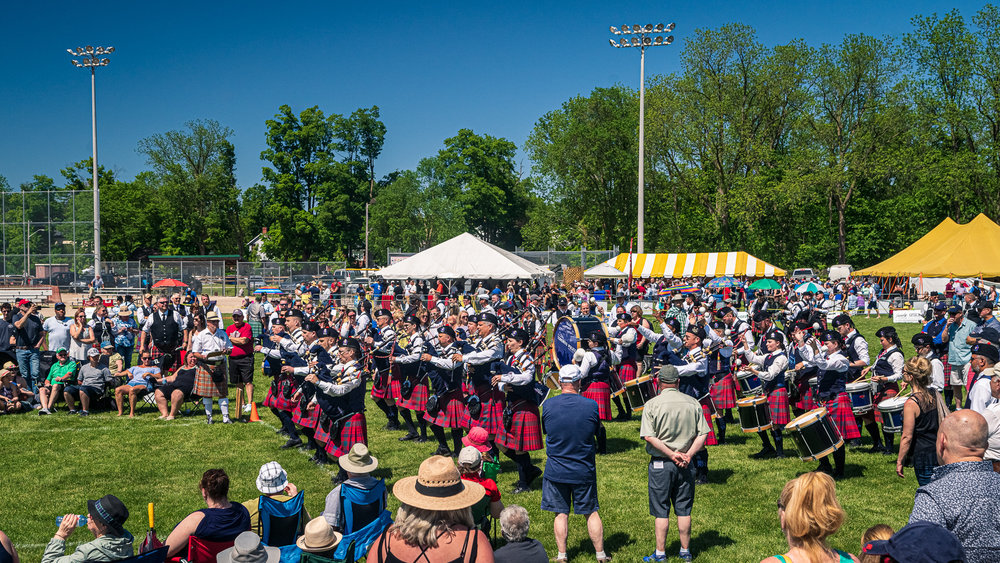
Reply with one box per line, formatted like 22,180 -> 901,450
38,409 -> 50,415
79,411 -> 89,417
222,417 -> 233,424
242,404 -> 252,414
643,553 -> 667,562
206,415 -> 213,425
679,549 -> 693,562
68,409 -> 78,415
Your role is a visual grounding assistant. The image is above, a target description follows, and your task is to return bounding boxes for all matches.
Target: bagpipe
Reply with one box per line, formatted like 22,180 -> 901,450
489,358 -> 550,430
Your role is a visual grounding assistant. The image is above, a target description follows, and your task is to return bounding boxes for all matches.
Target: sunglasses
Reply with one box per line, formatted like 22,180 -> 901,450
141,356 -> 152,361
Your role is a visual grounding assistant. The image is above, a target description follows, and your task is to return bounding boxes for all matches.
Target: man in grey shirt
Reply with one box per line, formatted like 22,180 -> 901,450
42,302 -> 73,352
909,409 -> 1000,562
63,348 -> 111,416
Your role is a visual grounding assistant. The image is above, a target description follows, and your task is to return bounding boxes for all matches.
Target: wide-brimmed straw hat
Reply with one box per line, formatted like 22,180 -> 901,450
338,443 -> 378,474
392,456 -> 485,511
295,517 -> 343,553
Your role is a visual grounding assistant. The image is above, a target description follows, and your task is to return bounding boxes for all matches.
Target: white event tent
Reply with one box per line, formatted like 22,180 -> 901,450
375,233 -> 553,280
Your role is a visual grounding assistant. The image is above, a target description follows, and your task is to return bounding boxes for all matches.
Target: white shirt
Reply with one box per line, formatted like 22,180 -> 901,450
141,309 -> 188,332
317,360 -> 363,397
498,349 -> 534,390
923,352 -> 946,392
190,327 -> 232,363
744,350 -> 789,382
968,367 -> 996,415
43,316 -> 73,351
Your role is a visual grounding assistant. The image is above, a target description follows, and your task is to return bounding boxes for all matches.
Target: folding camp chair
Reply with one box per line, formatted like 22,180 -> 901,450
120,546 -> 168,563
330,480 -> 393,563
259,491 -> 307,547
299,552 -> 339,563
172,536 -> 234,563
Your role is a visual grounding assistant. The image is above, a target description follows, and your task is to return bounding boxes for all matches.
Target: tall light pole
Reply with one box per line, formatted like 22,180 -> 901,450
67,45 -> 113,282
609,23 -> 674,254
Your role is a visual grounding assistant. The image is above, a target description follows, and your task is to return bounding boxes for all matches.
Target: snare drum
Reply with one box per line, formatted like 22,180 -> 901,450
877,395 -> 908,433
736,370 -> 763,396
846,381 -> 874,414
610,387 -> 630,411
699,393 -> 718,419
786,407 -> 844,461
737,395 -> 771,432
622,375 -> 656,413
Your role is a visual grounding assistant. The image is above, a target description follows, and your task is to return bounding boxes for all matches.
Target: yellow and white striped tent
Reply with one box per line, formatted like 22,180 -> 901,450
592,252 -> 786,279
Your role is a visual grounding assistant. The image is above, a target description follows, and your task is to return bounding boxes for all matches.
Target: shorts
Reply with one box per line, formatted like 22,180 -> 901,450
64,385 -> 102,401
541,479 -> 599,515
648,458 -> 694,518
158,380 -> 194,401
228,356 -> 254,385
948,365 -> 967,387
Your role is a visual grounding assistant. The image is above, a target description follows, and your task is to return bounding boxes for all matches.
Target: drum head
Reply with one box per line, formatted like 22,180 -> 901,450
877,395 -> 908,411
846,381 -> 873,392
551,316 -> 609,368
544,372 -> 559,390
787,407 -> 827,430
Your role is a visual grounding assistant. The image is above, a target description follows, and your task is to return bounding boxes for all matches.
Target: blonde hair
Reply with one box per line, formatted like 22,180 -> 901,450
904,356 -> 935,410
390,503 -> 474,548
779,472 -> 846,561
859,524 -> 893,563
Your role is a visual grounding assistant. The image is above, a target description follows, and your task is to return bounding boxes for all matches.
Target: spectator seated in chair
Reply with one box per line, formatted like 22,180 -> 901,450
113,352 -> 162,417
38,351 -> 76,414
216,532 -> 279,563
64,348 -> 111,416
164,469 -> 250,560
241,462 -> 309,538
153,353 -> 199,420
493,505 -> 547,563
295,518 -> 343,561
323,444 -> 392,562
457,446 -> 504,524
0,364 -> 32,415
42,494 -> 133,563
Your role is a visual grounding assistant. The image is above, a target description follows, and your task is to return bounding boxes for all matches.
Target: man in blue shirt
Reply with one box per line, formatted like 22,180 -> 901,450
540,364 -> 608,563
943,305 -> 978,409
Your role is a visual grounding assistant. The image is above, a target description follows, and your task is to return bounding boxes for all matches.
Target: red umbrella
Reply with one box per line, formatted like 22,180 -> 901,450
152,278 -> 187,288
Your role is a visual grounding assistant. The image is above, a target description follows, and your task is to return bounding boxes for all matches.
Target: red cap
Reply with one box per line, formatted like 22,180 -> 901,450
462,426 -> 490,452
17,299 -> 30,306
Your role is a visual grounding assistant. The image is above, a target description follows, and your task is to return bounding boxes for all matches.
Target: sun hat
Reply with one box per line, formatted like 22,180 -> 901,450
255,462 -> 288,495
392,456 -> 485,511
462,426 -> 490,453
206,312 -> 221,323
295,517 -> 343,553
216,531 -> 279,563
87,494 -> 129,535
338,443 -> 378,474
117,309 -> 132,317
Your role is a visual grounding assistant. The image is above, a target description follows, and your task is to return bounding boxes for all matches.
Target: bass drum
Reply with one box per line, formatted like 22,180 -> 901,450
551,316 -> 609,369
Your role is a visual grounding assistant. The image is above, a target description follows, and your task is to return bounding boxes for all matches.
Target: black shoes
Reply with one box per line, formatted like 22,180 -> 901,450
280,438 -> 303,449
751,448 -> 777,459
398,433 -> 418,441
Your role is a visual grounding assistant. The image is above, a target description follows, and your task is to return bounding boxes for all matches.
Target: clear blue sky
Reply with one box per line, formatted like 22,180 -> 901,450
0,1 -> 985,191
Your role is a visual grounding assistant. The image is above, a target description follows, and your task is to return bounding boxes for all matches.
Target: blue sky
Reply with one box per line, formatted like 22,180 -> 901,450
0,1 -> 986,191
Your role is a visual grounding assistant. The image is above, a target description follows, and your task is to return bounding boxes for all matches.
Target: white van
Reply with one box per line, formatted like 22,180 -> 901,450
828,264 -> 853,282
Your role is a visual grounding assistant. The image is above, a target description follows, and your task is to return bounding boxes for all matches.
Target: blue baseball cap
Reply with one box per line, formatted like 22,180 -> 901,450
861,521 -> 965,563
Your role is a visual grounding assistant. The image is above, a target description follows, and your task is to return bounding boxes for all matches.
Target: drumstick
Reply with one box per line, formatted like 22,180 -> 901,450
849,374 -> 871,384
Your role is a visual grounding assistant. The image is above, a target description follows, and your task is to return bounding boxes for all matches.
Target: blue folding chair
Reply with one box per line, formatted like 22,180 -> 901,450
260,491 -> 307,548
332,480 -> 393,563
120,546 -> 168,563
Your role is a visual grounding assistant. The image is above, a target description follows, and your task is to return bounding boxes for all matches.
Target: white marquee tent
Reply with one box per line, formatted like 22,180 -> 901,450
375,233 -> 553,280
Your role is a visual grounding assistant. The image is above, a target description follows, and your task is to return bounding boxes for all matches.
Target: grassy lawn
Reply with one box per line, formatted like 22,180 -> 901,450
0,316 -> 927,562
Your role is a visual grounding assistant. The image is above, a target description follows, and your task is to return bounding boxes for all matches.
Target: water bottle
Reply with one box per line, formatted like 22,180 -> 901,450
55,515 -> 88,527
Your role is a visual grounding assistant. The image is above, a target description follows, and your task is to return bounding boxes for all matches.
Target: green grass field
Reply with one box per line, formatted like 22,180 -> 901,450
0,316 -> 927,562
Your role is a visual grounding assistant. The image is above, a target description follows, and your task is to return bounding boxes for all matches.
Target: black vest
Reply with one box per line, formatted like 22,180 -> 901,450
150,312 -> 181,351
844,332 -> 863,380
761,352 -> 786,394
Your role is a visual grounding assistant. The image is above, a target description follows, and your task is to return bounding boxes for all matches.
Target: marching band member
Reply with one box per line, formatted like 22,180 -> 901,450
630,304 -> 652,371
364,308 -> 401,431
911,332 -> 946,393
832,314 -> 870,447
860,326 -> 903,455
706,321 -> 735,444
455,312 -> 506,440
316,337 -> 368,484
798,329 -> 860,479
257,317 -> 300,443
392,315 -> 429,442
422,325 -> 471,456
743,331 -> 790,458
494,328 -> 543,494
614,313 -> 640,384
577,330 -> 619,453
189,312 -> 233,424
788,321 -> 820,416
284,321 -> 335,464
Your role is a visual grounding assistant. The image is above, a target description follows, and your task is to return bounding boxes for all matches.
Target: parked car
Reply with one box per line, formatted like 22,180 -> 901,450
827,264 -> 853,282
278,275 -> 315,293
245,275 -> 266,289
790,268 -> 815,282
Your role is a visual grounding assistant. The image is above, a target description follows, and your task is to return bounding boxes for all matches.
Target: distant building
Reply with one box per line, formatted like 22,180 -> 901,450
247,227 -> 269,261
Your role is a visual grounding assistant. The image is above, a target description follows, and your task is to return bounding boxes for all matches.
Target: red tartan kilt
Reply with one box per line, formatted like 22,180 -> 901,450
796,387 -> 819,411
618,360 -> 638,383
496,402 -> 543,452
149,345 -> 167,361
192,363 -> 226,398
767,388 -> 791,426
943,361 -> 953,385
582,381 -> 613,421
397,381 -> 429,411
701,404 -> 718,446
370,370 -> 392,399
873,386 -> 899,418
459,384 -> 504,435
314,416 -> 332,444
263,377 -> 295,411
292,401 -> 321,429
424,389 -> 468,428
389,364 -> 405,400
324,413 -> 368,457
710,372 -> 738,409
826,393 -> 861,440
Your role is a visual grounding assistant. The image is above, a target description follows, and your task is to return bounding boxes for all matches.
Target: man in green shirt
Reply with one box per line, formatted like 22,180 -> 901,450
39,348 -> 77,414
639,365 -> 709,563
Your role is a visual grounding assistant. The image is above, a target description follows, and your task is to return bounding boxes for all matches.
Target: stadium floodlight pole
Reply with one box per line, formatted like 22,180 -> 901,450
67,45 -> 113,283
609,23 -> 674,254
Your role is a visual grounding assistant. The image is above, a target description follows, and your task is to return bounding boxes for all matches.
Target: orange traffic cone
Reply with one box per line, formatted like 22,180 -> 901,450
249,402 -> 261,422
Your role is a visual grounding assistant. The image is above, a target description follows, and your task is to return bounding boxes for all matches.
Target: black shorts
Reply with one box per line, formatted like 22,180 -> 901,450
228,356 -> 254,385
158,379 -> 194,401
65,385 -> 102,401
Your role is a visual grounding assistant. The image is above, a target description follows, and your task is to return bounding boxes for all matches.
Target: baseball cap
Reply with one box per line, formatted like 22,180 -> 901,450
87,348 -> 100,357
558,364 -> 581,383
658,365 -> 680,383
457,446 -> 482,468
232,309 -> 244,317
54,302 -> 66,310
861,521 -> 965,563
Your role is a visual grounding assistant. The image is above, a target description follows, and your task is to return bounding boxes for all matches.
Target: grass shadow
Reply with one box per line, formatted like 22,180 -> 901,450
667,529 -> 736,554
605,437 -> 640,454
569,531 -> 634,560
707,468 -> 735,484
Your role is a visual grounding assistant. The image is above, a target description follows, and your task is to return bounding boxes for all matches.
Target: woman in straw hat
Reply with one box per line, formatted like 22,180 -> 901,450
367,456 -> 494,563
296,517 -> 343,559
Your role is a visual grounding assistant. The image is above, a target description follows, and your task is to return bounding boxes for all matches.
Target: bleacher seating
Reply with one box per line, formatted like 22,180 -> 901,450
0,286 -> 54,304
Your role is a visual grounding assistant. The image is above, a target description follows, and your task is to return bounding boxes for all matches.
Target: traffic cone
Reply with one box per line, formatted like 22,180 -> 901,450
249,402 -> 261,422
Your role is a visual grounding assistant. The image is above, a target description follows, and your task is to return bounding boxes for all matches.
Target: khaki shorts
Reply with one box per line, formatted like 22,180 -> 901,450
948,363 -> 969,387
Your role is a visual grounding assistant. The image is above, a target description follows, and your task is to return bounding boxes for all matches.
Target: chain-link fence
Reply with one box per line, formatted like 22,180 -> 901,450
235,261 -> 348,288
0,190 -> 95,283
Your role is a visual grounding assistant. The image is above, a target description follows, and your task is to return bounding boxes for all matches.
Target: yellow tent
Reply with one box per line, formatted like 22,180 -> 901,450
601,251 -> 786,278
855,214 -> 1000,277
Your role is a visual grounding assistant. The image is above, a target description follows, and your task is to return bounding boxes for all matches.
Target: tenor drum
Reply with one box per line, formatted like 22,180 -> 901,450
699,393 -> 718,419
786,408 -> 844,461
622,375 -> 656,413
544,371 -> 560,390
736,370 -> 762,396
877,395 -> 908,433
737,395 -> 771,432
551,316 -> 609,369
846,381 -> 874,414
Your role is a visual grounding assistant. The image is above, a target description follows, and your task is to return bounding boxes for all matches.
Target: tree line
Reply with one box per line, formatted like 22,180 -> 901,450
3,6 -> 999,270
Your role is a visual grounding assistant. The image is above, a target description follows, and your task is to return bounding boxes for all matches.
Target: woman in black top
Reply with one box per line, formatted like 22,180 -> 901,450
154,353 -> 199,420
896,356 -> 939,486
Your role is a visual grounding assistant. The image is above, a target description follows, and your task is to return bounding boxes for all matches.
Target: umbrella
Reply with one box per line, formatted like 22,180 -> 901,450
253,287 -> 283,295
139,503 -> 163,553
705,276 -> 740,289
152,278 -> 187,288
795,282 -> 822,294
749,279 -> 781,291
